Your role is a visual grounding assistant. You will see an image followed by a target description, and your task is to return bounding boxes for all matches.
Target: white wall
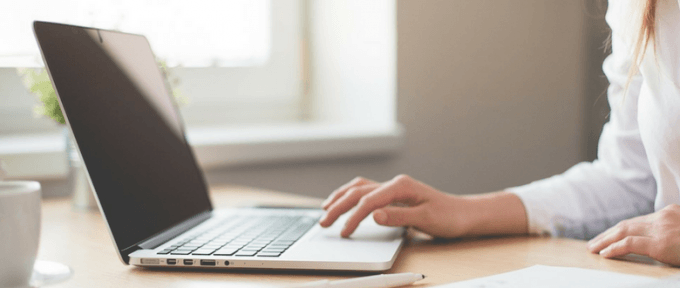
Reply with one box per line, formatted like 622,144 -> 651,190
307,0 -> 396,128
204,0 -> 588,198
9,0 -> 590,199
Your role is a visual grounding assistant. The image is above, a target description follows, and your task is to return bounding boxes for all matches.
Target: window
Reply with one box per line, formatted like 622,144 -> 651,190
0,0 -> 302,132
0,0 -> 271,67
0,0 -> 400,180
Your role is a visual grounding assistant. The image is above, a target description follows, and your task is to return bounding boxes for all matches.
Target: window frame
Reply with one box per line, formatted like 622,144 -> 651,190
0,0 -> 402,180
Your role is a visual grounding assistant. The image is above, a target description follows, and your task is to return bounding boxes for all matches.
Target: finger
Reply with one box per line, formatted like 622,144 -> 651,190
599,236 -> 652,259
587,219 -> 641,250
373,206 -> 426,227
321,177 -> 375,210
587,222 -> 648,254
588,227 -> 613,245
588,215 -> 650,246
341,175 -> 423,237
319,184 -> 380,227
322,178 -> 368,209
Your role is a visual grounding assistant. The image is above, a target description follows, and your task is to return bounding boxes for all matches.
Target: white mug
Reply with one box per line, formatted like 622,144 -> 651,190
0,181 -> 41,288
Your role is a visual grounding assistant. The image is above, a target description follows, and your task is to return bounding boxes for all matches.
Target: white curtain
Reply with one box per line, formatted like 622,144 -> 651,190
0,0 -> 271,67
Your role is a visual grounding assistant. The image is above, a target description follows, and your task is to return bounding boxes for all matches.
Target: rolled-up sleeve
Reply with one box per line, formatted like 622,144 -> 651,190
507,0 -> 656,240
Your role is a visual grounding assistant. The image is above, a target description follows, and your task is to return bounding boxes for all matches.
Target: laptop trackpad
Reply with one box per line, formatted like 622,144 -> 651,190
310,213 -> 403,242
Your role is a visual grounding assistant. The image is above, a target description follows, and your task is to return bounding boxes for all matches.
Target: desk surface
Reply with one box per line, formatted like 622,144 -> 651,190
39,186 -> 679,287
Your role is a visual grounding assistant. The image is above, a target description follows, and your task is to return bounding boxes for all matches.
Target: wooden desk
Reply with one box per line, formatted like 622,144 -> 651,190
39,186 -> 679,287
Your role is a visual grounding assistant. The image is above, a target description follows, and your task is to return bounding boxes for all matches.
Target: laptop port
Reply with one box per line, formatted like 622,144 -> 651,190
166,259 -> 176,265
200,260 -> 216,266
141,258 -> 159,265
224,260 -> 230,266
183,259 -> 193,265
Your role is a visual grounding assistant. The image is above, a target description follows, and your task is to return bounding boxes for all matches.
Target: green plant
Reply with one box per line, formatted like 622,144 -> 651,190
17,61 -> 187,125
158,60 -> 189,106
18,68 -> 65,124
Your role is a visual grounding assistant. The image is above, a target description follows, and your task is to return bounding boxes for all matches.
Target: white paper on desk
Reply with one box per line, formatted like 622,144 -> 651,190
432,265 -> 662,288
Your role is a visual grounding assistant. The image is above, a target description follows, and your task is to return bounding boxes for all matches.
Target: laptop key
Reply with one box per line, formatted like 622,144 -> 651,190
243,246 -> 264,251
182,245 -> 202,249
235,250 -> 258,256
262,246 -> 286,251
268,244 -> 290,248
213,249 -> 238,256
222,244 -> 241,249
192,249 -> 216,255
257,252 -> 281,257
240,247 -> 260,251
245,243 -> 266,247
174,247 -> 197,251
277,237 -> 297,241
171,251 -> 192,255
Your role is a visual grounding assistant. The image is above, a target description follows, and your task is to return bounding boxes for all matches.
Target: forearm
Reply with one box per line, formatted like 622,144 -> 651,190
319,174 -> 531,239
460,191 -> 528,236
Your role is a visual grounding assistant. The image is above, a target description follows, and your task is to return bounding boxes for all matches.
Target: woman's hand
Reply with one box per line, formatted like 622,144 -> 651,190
587,204 -> 680,266
318,174 -> 528,238
319,175 -> 469,238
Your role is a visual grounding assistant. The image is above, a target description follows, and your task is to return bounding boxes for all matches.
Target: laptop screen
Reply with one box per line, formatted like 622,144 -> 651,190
34,22 -> 213,255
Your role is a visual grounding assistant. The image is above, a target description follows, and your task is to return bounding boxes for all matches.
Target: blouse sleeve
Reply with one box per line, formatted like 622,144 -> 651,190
506,0 -> 656,240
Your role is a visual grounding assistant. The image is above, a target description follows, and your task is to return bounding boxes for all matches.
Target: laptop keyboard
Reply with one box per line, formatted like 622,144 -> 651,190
157,214 -> 319,258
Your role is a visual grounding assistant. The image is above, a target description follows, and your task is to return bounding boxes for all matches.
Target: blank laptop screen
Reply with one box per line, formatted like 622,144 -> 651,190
34,22 -> 212,253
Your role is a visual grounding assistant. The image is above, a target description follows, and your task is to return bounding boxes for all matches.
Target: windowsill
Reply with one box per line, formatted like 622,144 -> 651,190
0,123 -> 404,180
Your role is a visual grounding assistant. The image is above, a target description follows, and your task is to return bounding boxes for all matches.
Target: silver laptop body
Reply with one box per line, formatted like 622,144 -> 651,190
33,21 -> 404,271
129,209 -> 403,270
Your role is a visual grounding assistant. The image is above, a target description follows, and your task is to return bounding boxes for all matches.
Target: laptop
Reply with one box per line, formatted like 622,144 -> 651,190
33,21 -> 404,271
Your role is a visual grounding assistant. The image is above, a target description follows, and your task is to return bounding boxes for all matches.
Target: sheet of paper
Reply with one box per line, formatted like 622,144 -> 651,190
432,265 -> 663,288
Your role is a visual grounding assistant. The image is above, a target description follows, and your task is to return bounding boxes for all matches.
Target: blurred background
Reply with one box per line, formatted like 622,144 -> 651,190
0,0 -> 611,199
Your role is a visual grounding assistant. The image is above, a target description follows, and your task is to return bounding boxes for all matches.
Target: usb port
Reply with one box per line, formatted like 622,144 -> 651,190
200,260 -> 216,266
183,259 -> 193,265
166,259 -> 176,265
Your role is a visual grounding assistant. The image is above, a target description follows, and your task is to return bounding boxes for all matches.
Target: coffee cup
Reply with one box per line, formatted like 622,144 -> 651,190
0,181 -> 41,288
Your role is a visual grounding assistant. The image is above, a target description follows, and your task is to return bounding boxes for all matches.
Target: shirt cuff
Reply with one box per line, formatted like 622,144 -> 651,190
506,180 -> 558,237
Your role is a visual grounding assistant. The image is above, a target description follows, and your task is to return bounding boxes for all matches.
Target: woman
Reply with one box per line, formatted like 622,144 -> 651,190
318,0 -> 680,266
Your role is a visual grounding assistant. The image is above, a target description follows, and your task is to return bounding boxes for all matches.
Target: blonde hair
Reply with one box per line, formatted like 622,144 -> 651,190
625,0 -> 657,93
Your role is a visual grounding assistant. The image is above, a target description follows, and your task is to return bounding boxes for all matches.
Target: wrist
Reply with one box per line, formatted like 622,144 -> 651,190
456,194 -> 491,236
458,191 -> 528,237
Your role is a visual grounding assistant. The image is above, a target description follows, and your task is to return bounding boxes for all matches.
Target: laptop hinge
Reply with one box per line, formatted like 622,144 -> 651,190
137,210 -> 212,250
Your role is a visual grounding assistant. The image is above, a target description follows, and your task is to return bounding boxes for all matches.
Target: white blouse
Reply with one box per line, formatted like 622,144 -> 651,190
508,0 -> 680,239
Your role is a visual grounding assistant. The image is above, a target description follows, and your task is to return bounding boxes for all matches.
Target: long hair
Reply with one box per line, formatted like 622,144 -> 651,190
625,0 -> 658,93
